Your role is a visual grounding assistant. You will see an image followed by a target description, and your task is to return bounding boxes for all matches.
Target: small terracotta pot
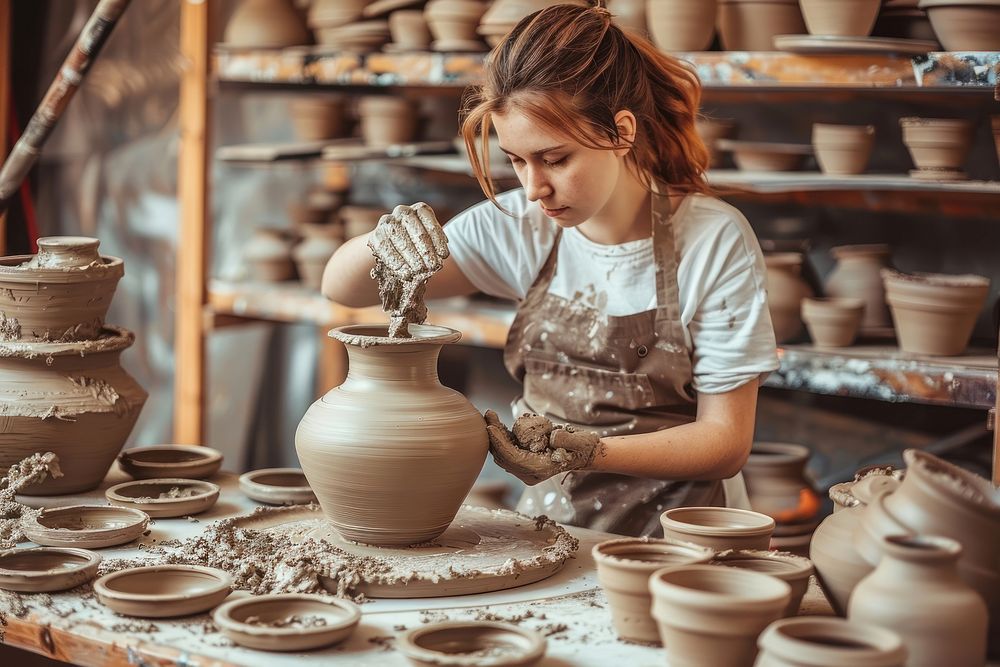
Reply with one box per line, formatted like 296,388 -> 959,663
756,617 -> 907,667
741,442 -> 819,525
718,0 -> 806,50
649,564 -> 790,667
660,507 -> 775,551
646,0 -> 718,51
801,297 -> 865,348
825,244 -> 893,331
900,117 -> 975,172
358,96 -> 419,147
800,0 -> 881,35
225,0 -> 312,47
592,537 -> 715,643
918,0 -> 1000,50
696,118 -> 737,168
710,550 -> 814,617
388,9 -> 433,49
812,123 -> 875,175
882,269 -> 989,356
290,97 -> 346,141
764,252 -> 814,344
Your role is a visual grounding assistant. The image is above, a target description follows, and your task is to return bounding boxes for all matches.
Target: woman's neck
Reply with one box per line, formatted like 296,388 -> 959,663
577,169 -> 653,245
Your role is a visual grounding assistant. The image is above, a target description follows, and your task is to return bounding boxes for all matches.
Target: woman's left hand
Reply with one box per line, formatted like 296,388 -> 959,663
484,410 -> 602,485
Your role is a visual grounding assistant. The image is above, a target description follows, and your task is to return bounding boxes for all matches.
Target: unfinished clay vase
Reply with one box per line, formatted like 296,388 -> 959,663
592,537 -> 715,644
825,244 -> 893,331
646,0 -> 718,51
849,535 -> 988,667
900,117 -> 975,173
801,297 -> 865,348
756,617 -> 907,667
650,564 -> 790,667
295,324 -> 488,545
224,0 -> 311,47
882,269 -> 989,356
812,124 -> 875,175
718,0 -> 806,51
764,253 -> 814,344
809,505 -> 870,615
741,443 -> 819,525
0,327 -> 148,495
0,237 -> 124,342
918,0 -> 1000,50
800,0 -> 881,35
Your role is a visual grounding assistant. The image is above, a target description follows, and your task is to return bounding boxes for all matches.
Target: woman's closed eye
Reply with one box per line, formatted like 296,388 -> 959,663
543,155 -> 568,167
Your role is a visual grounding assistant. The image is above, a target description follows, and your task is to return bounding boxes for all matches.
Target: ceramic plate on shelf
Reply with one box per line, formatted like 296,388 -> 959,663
773,34 -> 939,55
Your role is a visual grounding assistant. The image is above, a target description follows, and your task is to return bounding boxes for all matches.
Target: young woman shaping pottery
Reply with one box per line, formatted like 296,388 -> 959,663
321,4 -> 778,537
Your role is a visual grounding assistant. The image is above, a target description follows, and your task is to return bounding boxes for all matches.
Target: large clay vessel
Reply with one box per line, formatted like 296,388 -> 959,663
800,0 -> 881,35
756,617 -> 907,667
764,253 -> 814,344
809,505 -> 870,615
0,327 -> 148,495
646,0 -> 718,51
0,237 -> 124,342
849,535 -> 988,667
718,0 -> 806,51
825,244 -> 893,331
741,442 -> 819,525
224,0 -> 311,47
295,324 -> 489,545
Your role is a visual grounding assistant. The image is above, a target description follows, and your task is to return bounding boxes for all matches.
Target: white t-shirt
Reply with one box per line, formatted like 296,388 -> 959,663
446,189 -> 778,395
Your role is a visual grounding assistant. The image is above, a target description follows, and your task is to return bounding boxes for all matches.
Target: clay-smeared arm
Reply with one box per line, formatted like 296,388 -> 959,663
484,410 -> 603,486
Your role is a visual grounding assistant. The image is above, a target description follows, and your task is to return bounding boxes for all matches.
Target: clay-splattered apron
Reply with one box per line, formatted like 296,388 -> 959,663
507,190 -> 750,537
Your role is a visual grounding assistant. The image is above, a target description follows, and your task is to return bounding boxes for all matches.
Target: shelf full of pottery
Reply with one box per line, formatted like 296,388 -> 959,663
0,237 -> 147,495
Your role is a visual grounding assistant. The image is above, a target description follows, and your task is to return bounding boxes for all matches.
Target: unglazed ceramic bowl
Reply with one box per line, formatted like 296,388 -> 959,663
398,621 -> 547,666
0,547 -> 102,592
660,507 -> 775,551
757,617 -> 907,666
239,468 -> 316,505
709,549 -> 814,617
213,593 -> 361,651
105,478 -> 221,518
23,505 -> 149,549
94,565 -> 233,618
118,445 -> 223,480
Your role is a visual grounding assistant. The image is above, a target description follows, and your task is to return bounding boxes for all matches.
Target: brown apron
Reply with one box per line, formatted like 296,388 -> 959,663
506,189 -> 746,537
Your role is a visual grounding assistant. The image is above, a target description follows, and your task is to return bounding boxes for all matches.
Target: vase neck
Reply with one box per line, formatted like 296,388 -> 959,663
877,535 -> 962,580
343,343 -> 443,386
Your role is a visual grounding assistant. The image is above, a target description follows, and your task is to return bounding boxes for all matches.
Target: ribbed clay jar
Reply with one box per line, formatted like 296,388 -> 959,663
764,253 -> 814,344
756,617 -> 907,667
825,244 -> 893,331
295,324 -> 488,546
646,0 -> 718,51
849,535 -> 988,667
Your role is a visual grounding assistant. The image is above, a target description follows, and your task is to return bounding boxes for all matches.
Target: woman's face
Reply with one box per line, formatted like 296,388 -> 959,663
492,108 -> 625,227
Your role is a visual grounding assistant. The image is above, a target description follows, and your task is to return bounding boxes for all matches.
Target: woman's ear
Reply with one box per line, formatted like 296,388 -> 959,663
613,110 -> 637,157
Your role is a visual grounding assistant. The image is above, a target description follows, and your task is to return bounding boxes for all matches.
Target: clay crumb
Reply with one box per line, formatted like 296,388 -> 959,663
368,635 -> 395,651
110,621 -> 159,634
244,614 -> 329,629
0,452 -> 63,548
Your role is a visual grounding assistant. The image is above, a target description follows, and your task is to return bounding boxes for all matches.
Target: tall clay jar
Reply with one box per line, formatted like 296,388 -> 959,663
646,0 -> 717,51
849,535 -> 988,667
825,244 -> 893,331
764,253 -> 814,344
295,324 -> 488,546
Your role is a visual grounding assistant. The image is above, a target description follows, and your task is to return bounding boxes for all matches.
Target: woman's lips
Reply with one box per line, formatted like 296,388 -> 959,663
542,205 -> 568,217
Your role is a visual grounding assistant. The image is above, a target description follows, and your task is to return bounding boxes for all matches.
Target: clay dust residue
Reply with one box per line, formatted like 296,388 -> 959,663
0,314 -> 21,341
244,614 -> 329,628
0,452 -> 63,548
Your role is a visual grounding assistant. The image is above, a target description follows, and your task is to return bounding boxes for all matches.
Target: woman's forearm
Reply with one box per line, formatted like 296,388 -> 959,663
321,234 -> 381,307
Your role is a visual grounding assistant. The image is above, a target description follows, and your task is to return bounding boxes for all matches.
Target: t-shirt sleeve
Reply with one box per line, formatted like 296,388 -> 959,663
684,205 -> 779,395
444,190 -> 555,301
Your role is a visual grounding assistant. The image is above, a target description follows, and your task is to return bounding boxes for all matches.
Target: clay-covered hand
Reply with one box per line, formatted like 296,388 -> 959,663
367,202 -> 450,282
483,410 -> 603,486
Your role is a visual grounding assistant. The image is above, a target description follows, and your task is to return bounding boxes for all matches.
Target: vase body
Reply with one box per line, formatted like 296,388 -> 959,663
295,324 -> 488,546
825,244 -> 892,330
809,505 -> 870,615
764,253 -> 813,343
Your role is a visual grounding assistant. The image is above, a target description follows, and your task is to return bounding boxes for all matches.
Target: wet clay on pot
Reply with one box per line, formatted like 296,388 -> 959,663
118,444 -> 223,480
296,324 -> 488,546
398,620 -> 547,667
825,244 -> 893,331
756,617 -> 907,667
800,0 -> 881,35
0,327 -> 148,495
213,593 -> 361,651
764,253 -> 814,344
812,123 -> 875,175
718,0 -> 806,51
710,549 -> 814,617
660,507 -> 775,551
849,535 -> 987,667
801,297 -> 865,348
94,564 -> 233,618
592,536 -> 715,643
741,442 -> 820,525
649,564 -> 790,667
918,0 -> 1000,50
0,236 -> 124,342
23,504 -> 149,549
828,465 -> 903,512
0,546 -> 101,593
239,468 -> 316,505
105,478 -> 220,518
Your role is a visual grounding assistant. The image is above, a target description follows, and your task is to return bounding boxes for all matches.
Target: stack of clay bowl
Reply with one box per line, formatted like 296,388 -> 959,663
873,0 -> 938,42
478,0 -> 585,48
881,269 -> 989,356
289,96 -> 348,142
918,0 -> 1000,50
385,9 -> 433,51
309,0 -> 391,51
425,0 -> 489,52
800,0 -> 882,36
812,123 -> 875,175
741,443 -> 821,556
223,0 -> 311,48
717,0 -> 806,50
358,95 -> 419,146
647,0 -> 718,50
0,237 -> 147,495
900,116 -> 974,181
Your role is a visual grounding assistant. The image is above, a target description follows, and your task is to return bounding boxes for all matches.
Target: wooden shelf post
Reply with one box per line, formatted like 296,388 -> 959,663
0,0 -> 10,255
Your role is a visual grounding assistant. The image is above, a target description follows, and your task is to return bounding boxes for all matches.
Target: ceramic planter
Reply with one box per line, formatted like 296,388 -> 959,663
0,237 -> 124,342
741,442 -> 819,525
592,537 -> 715,643
800,0 -> 881,35
900,117 -> 975,172
918,0 -> 1000,50
812,123 -> 875,175
358,96 -> 419,147
695,118 -> 737,168
764,252 -> 814,344
849,535 -> 987,667
709,550 -> 814,617
660,507 -> 775,551
825,244 -> 893,331
646,0 -> 718,51
0,327 -> 147,495
801,297 -> 865,348
756,617 -> 907,667
290,97 -> 346,141
295,324 -> 489,545
649,564 -> 790,667
224,0 -> 311,47
882,269 -> 989,356
718,0 -> 806,50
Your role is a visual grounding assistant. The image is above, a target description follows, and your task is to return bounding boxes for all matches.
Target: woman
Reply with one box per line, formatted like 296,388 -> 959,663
321,3 -> 777,536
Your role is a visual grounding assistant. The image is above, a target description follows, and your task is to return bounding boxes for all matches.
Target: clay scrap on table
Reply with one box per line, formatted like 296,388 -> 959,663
0,452 -> 63,549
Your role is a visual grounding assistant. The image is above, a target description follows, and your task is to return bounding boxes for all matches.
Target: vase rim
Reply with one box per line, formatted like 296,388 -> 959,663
882,533 -> 963,561
902,449 -> 1000,518
330,323 -> 462,347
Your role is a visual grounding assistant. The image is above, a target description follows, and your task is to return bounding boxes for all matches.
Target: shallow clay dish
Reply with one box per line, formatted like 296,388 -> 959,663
23,505 -> 149,549
0,547 -> 101,592
213,593 -> 361,651
239,468 -> 316,505
399,621 -> 546,667
94,565 -> 233,618
105,478 -> 220,518
118,445 -> 223,480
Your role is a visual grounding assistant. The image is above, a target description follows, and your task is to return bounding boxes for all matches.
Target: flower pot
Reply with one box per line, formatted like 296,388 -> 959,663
802,297 -> 865,348
358,96 -> 419,147
290,97 -> 346,141
882,269 -> 989,356
812,123 -> 875,175
224,0 -> 311,47
764,252 -> 814,344
756,617 -> 907,667
592,537 -> 715,643
696,118 -> 737,168
918,0 -> 1000,51
800,0 -> 881,36
388,10 -> 433,50
0,328 -> 148,495
295,324 -> 489,545
646,0 -> 718,51
649,564 -> 790,667
741,442 -> 819,525
718,0 -> 806,50
0,237 -> 124,342
900,117 -> 975,172
825,244 -> 893,331
710,550 -> 813,617
660,507 -> 775,551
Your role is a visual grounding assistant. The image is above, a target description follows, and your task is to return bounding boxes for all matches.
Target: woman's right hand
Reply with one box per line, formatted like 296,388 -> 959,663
367,202 -> 450,281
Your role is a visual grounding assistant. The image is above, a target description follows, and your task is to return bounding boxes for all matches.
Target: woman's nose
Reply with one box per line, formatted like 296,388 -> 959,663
522,166 -> 553,202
